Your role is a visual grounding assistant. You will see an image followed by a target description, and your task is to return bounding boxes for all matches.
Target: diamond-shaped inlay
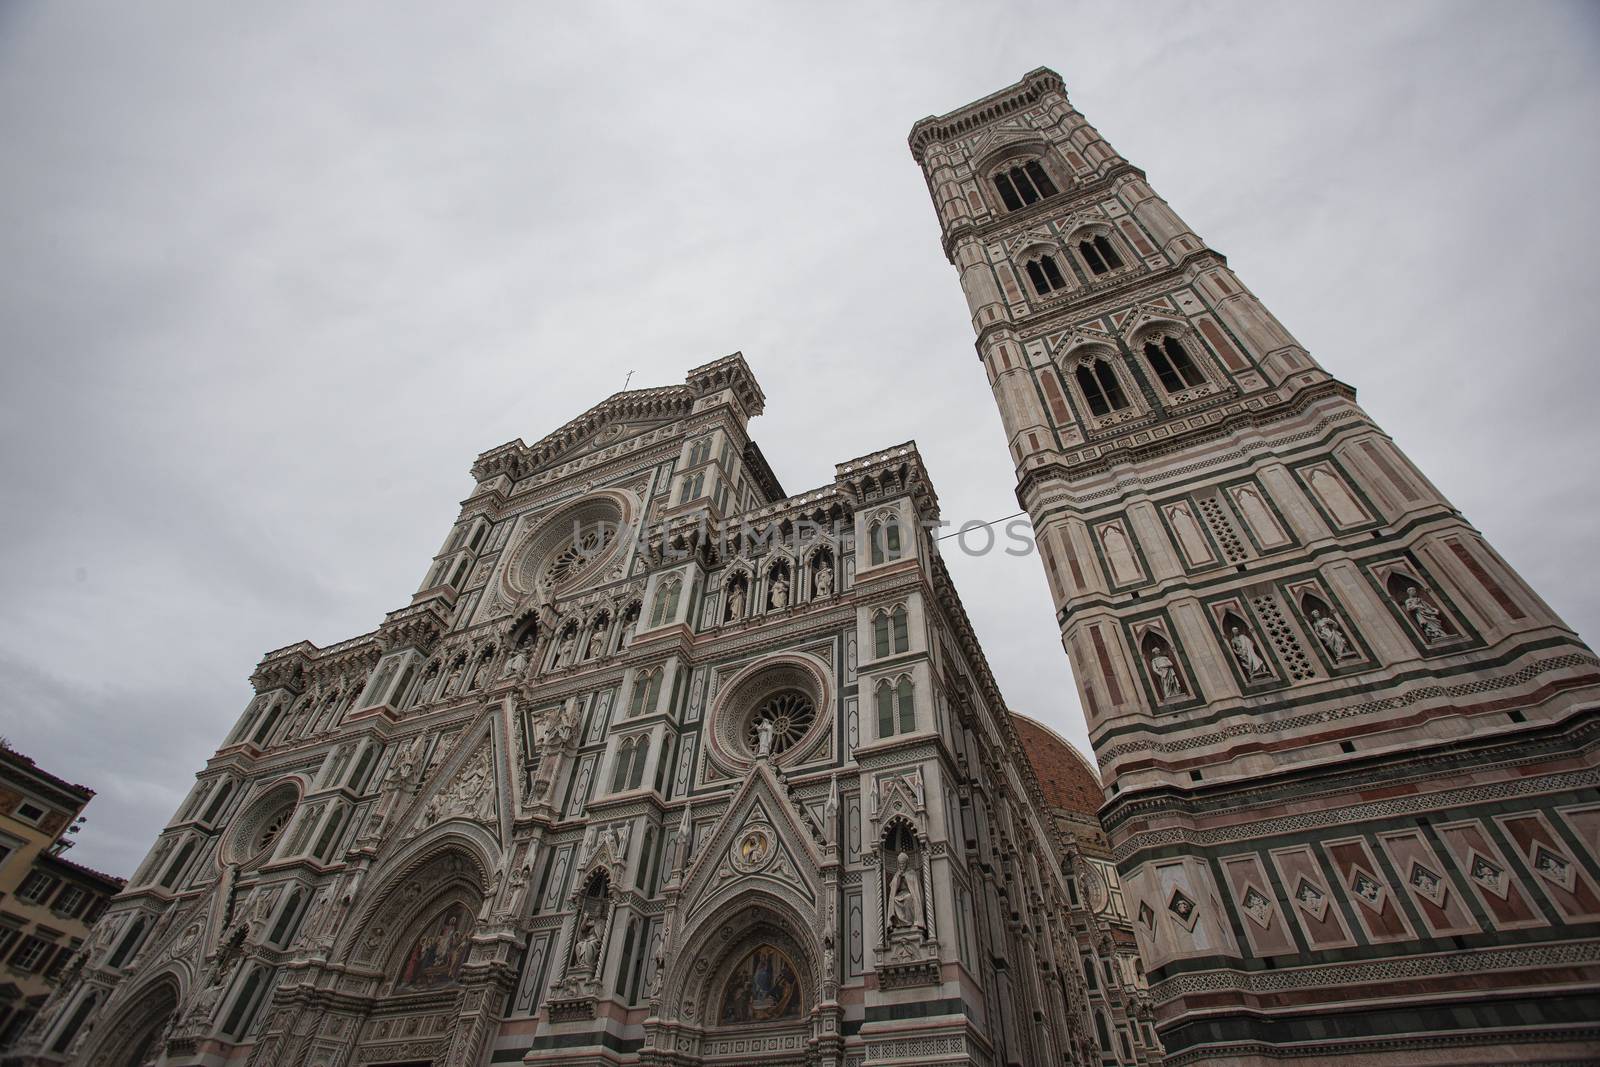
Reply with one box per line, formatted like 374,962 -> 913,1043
1241,886 -> 1274,929
1137,901 -> 1156,931
1407,862 -> 1447,906
1349,869 -> 1384,909
1531,845 -> 1575,890
1167,888 -> 1198,930
1292,877 -> 1329,921
1469,853 -> 1508,898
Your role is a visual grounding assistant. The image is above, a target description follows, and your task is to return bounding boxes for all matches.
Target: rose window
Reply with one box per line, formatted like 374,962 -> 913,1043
745,689 -> 815,757
541,525 -> 615,588
256,807 -> 293,854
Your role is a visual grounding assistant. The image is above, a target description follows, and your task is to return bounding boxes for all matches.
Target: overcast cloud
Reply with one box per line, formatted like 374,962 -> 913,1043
2,1 -> 1597,877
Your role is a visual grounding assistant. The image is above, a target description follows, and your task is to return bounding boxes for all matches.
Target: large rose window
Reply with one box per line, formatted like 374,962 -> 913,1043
541,525 -> 616,588
745,689 -> 816,757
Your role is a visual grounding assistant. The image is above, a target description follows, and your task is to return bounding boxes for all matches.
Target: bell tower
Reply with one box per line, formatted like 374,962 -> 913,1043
911,68 -> 1600,1064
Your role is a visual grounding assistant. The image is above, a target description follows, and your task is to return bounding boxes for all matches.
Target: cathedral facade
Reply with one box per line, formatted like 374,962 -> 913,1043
909,69 -> 1600,1064
14,355 -> 1135,1067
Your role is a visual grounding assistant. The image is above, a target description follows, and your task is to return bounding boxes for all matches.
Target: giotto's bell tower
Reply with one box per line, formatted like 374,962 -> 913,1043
910,68 -> 1600,1065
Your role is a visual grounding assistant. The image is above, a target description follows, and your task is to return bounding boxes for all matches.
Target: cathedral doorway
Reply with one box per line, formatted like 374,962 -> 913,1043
80,977 -> 177,1067
653,895 -> 821,1067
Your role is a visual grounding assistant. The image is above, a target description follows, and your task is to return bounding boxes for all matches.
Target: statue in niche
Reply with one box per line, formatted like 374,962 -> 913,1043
502,637 -> 531,679
553,628 -> 577,669
813,559 -> 834,598
1147,642 -> 1184,699
726,581 -> 746,621
585,619 -> 608,659
1402,586 -> 1450,642
887,851 -> 923,934
1310,608 -> 1354,660
620,610 -> 639,647
769,573 -> 790,611
756,716 -> 775,757
442,658 -> 465,698
571,917 -> 601,974
1228,625 -> 1271,678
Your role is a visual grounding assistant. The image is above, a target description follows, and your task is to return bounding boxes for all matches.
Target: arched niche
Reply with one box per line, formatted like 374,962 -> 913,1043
83,974 -> 180,1067
655,891 -> 820,1034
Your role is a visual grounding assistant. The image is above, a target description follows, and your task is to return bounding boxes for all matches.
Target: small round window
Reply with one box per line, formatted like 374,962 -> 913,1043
745,689 -> 816,757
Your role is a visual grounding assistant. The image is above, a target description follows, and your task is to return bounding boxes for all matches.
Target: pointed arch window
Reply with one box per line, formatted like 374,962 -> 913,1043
875,677 -> 916,738
1078,233 -> 1125,276
199,779 -> 235,824
873,605 -> 910,658
649,576 -> 682,627
869,516 -> 903,566
611,736 -> 650,793
687,436 -> 713,466
993,160 -> 1058,211
1143,335 -> 1205,392
223,965 -> 270,1038
629,668 -> 663,717
1024,254 -> 1068,297
1074,360 -> 1130,417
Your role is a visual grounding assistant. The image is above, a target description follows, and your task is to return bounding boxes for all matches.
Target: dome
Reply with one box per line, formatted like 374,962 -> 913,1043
1010,713 -> 1103,817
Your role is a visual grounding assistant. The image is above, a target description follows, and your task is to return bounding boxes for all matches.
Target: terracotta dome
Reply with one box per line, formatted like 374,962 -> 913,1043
1010,713 -> 1103,817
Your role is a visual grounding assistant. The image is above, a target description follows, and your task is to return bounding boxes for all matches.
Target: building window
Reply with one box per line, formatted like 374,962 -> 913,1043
1078,233 -> 1125,275
869,517 -> 903,566
687,436 -> 713,466
9,935 -> 52,972
611,737 -> 649,794
1074,360 -> 1130,417
0,926 -> 19,961
875,677 -> 916,738
649,577 -> 682,627
1024,254 -> 1068,297
15,801 -> 46,825
993,160 -> 1058,211
17,870 -> 56,904
629,668 -> 663,717
1082,956 -> 1097,990
200,779 -> 235,823
52,886 -> 87,918
223,966 -> 269,1038
873,606 -> 910,658
106,918 -> 145,968
1144,336 -> 1205,392
1094,1010 -> 1112,1051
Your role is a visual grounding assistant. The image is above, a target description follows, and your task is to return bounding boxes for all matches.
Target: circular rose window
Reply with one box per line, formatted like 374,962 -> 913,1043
541,525 -> 616,588
745,689 -> 815,757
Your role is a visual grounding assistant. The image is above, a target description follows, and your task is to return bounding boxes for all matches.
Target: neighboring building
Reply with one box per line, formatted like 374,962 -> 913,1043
18,355 -> 1110,1066
1011,715 -> 1160,1066
910,68 -> 1600,1064
0,745 -> 123,1050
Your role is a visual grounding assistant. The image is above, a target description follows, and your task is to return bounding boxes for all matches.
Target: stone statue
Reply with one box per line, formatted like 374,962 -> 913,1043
1403,586 -> 1449,642
585,621 -> 608,659
769,574 -> 790,611
1148,644 -> 1183,699
442,658 -> 465,697
1228,626 -> 1271,678
572,918 -> 601,974
756,717 -> 775,757
502,640 -> 530,678
813,560 -> 834,598
620,611 -> 638,648
554,629 -> 577,668
887,851 -> 922,933
1310,609 -> 1353,660
726,583 -> 746,621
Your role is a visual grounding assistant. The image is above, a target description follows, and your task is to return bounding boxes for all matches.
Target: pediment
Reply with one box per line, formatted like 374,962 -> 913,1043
967,121 -> 1044,168
679,761 -> 822,922
404,722 -> 505,840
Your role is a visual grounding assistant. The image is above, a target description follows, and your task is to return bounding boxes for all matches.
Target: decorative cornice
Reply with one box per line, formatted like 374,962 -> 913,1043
908,67 -> 1066,164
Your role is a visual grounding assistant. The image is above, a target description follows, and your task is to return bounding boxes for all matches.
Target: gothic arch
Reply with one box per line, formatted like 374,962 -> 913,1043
82,971 -> 182,1067
657,886 -> 822,1025
337,833 -> 495,970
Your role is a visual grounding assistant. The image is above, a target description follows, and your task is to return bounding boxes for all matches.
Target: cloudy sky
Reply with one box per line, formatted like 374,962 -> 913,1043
2,1 -> 1597,877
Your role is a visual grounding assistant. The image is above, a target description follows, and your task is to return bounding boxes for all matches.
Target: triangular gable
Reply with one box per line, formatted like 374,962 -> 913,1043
405,721 -> 504,839
678,761 -> 823,923
967,120 -> 1042,165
